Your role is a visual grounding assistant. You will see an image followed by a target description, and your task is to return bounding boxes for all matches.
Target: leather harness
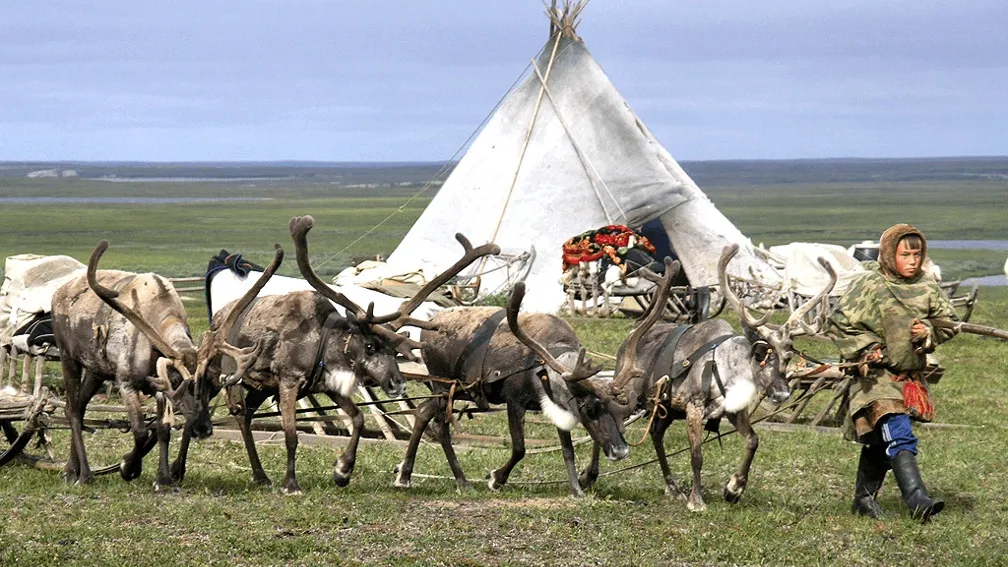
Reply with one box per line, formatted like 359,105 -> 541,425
650,324 -> 735,403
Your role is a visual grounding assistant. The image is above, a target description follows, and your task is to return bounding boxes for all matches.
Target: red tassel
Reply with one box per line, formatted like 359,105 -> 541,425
902,380 -> 935,422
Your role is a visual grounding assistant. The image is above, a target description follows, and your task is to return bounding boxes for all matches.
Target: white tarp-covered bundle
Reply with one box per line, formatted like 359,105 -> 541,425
342,3 -> 781,312
1,254 -> 85,344
766,243 -> 865,298
207,268 -> 443,342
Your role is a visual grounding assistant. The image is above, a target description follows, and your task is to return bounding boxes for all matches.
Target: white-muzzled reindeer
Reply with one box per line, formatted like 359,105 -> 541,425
583,246 -> 836,510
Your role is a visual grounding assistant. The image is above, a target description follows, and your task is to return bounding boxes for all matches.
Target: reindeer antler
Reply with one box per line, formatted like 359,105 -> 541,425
386,232 -> 501,332
506,282 -> 600,382
87,240 -> 187,364
718,244 -> 774,329
290,215 -> 425,361
195,244 -> 284,384
782,256 -> 837,336
610,257 -> 680,393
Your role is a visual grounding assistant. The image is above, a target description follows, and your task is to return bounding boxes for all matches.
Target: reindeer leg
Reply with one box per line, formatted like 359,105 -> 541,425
153,393 -> 176,492
119,385 -> 152,482
170,428 -> 192,484
430,396 -> 470,492
61,359 -> 90,484
579,442 -> 601,489
557,428 -> 585,497
488,402 -> 527,492
685,402 -> 706,512
278,380 -> 302,495
394,397 -> 438,489
227,385 -> 271,487
723,409 -> 759,504
331,395 -> 362,487
651,409 -> 684,499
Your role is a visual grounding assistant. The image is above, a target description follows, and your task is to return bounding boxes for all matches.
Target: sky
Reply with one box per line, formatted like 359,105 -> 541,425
2,1 -> 1006,162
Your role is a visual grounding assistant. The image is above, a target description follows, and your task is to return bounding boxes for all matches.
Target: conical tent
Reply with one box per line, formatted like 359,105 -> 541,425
352,4 -> 781,312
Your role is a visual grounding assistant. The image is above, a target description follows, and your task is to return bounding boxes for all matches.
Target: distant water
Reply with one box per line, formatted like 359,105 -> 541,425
0,196 -> 271,204
929,240 -> 1008,250
97,176 -> 295,183
963,274 -> 1008,287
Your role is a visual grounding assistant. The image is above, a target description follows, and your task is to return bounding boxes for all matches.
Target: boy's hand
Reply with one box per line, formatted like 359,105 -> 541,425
910,318 -> 929,343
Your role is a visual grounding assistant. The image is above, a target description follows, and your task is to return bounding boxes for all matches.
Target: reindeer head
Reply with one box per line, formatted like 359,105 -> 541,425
607,257 -> 682,420
717,243 -> 837,403
88,241 -> 284,440
507,282 -> 629,462
333,313 -> 407,398
87,241 -> 210,439
290,215 -> 499,399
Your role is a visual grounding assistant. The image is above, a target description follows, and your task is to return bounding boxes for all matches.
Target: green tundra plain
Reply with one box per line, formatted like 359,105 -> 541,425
1,159 -> 1007,566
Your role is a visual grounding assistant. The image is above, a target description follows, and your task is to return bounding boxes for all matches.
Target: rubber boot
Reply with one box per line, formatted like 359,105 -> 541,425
890,450 -> 944,522
851,445 -> 887,518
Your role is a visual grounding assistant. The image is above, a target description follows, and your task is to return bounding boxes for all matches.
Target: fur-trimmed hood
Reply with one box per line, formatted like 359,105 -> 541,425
878,223 -> 927,282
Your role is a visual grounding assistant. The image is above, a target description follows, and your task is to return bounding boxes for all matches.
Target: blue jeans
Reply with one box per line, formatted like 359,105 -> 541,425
866,413 -> 919,458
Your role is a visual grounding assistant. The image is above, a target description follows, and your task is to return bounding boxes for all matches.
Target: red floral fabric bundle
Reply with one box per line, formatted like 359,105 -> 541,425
561,224 -> 657,272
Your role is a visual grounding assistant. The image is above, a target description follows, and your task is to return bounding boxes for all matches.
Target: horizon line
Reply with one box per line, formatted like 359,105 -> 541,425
3,155 -> 1008,166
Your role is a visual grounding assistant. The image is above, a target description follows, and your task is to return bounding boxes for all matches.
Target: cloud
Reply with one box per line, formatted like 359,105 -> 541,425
1,1 -> 1006,160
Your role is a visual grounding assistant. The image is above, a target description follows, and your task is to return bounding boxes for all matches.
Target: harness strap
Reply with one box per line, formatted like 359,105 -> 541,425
667,334 -> 735,384
650,324 -> 693,382
457,310 -> 508,382
700,359 -> 727,399
305,312 -> 341,394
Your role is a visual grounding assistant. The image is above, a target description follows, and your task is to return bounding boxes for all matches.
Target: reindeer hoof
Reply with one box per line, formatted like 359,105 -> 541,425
663,482 -> 686,500
74,474 -> 94,487
687,493 -> 707,512
487,469 -> 505,491
153,480 -> 180,494
281,485 -> 302,496
251,475 -> 272,488
119,460 -> 141,481
332,470 -> 351,488
393,476 -> 411,489
723,474 -> 745,504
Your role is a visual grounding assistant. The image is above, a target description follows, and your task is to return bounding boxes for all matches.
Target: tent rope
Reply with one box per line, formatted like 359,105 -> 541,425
475,30 -> 565,280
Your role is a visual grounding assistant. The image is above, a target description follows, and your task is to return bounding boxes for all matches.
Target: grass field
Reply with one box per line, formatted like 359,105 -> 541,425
2,163 -> 1008,566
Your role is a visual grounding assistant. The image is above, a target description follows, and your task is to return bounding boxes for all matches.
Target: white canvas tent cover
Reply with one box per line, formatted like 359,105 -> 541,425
1,254 -> 86,344
342,4 -> 781,312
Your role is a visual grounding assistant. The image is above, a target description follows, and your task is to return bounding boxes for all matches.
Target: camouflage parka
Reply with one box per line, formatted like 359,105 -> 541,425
826,225 -> 958,437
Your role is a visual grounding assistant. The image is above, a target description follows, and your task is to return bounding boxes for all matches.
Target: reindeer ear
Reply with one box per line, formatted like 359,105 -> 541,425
750,339 -> 771,360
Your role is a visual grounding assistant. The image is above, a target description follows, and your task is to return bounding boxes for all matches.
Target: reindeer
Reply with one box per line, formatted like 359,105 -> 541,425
582,246 -> 837,510
51,240 -> 278,490
392,284 -> 630,497
216,216 -> 497,495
